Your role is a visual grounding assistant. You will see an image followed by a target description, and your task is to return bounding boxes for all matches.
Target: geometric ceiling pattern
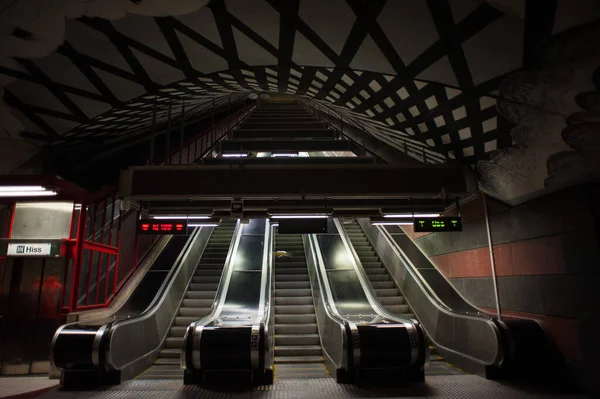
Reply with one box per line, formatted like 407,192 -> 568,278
1,0 -> 599,168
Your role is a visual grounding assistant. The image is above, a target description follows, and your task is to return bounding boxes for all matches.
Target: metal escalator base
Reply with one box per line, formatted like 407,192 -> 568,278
39,374 -> 583,399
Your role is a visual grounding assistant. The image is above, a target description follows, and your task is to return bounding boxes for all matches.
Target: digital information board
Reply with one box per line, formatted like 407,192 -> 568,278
413,217 -> 462,232
138,219 -> 188,235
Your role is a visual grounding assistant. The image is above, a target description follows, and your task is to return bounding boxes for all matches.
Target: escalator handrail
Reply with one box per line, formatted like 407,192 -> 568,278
103,227 -> 212,371
305,233 -> 350,371
50,229 -> 200,374
256,221 -> 275,374
365,220 -> 506,366
332,219 -> 424,367
182,219 -> 243,371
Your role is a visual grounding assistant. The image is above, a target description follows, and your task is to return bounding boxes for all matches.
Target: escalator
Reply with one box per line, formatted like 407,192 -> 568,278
51,225 -> 227,386
137,221 -> 236,380
272,232 -> 327,379
343,221 -> 412,317
182,219 -> 274,386
304,219 -> 427,383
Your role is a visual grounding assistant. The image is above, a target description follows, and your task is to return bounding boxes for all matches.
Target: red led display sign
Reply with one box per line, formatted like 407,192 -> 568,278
137,219 -> 188,235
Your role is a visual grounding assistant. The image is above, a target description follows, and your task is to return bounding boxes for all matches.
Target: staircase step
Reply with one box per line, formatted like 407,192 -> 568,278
275,296 -> 313,306
275,334 -> 320,346
275,305 -> 314,314
275,314 -> 316,324
365,268 -> 387,275
275,324 -> 318,334
275,345 -> 322,357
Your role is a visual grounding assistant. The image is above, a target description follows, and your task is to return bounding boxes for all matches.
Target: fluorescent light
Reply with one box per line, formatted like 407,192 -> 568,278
152,215 -> 211,219
383,213 -> 440,218
188,223 -> 219,227
272,153 -> 297,157
222,153 -> 248,158
372,222 -> 413,226
271,214 -> 328,219
0,185 -> 46,192
0,190 -> 58,197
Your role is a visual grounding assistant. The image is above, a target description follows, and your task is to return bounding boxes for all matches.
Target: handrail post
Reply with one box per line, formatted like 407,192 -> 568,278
482,193 -> 502,321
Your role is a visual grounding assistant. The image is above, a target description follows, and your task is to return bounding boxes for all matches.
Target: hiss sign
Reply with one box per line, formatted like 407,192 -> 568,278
7,243 -> 52,256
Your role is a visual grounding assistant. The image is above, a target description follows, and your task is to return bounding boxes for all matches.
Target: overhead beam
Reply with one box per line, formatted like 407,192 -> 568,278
219,139 -> 355,152
119,164 -> 477,200
231,129 -> 335,139
198,157 -> 377,165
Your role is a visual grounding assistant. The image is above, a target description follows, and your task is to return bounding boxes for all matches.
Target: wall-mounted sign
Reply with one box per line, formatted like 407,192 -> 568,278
137,219 -> 188,235
7,243 -> 52,256
413,217 -> 462,232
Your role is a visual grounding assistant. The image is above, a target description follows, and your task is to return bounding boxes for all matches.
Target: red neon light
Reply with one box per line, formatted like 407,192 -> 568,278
176,224 -> 184,231
141,223 -> 149,231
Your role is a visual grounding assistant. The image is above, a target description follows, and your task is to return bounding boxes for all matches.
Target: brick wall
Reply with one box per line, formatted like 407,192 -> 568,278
403,184 -> 600,393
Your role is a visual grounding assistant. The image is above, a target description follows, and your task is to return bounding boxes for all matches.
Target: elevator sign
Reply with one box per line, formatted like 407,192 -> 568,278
413,217 -> 462,232
137,219 -> 188,235
7,243 -> 52,256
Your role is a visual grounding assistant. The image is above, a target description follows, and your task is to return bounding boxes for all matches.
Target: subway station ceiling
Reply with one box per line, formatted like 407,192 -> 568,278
1,0 -> 599,204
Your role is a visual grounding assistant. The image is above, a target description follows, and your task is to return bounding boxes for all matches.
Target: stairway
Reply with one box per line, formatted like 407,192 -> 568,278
273,232 -> 328,379
343,221 -> 413,317
137,221 -> 237,379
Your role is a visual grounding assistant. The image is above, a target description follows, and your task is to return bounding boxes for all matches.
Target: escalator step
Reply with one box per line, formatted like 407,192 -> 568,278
175,316 -> 202,325
384,304 -> 410,314
375,288 -> 400,296
276,281 -> 310,289
165,337 -> 184,348
365,268 -> 386,275
368,274 -> 390,281
275,288 -> 312,296
275,296 -> 313,305
182,298 -> 213,307
274,261 -> 307,268
275,274 -> 309,282
170,326 -> 187,337
179,307 -> 211,317
154,358 -> 179,365
275,345 -> 322,357
275,324 -> 318,334
379,296 -> 405,305
159,349 -> 181,358
275,334 -> 320,346
189,283 -> 219,290
194,270 -> 223,276
275,314 -> 316,324
275,268 -> 309,275
186,291 -> 217,299
361,262 -> 382,268
371,281 -> 395,289
275,305 -> 314,314
275,356 -> 323,364
192,276 -> 220,283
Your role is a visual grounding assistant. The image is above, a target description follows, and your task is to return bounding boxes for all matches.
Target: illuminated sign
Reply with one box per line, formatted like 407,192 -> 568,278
7,243 -> 52,256
413,217 -> 462,232
137,219 -> 188,235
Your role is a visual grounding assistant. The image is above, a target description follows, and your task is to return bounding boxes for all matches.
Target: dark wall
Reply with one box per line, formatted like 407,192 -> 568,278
404,184 -> 600,392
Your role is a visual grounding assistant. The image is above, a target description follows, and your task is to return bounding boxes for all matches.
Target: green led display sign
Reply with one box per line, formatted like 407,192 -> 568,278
413,217 -> 462,232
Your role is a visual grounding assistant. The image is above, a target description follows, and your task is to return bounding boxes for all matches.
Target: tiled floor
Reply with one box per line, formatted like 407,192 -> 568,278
35,375 -> 590,399
0,376 -> 58,398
